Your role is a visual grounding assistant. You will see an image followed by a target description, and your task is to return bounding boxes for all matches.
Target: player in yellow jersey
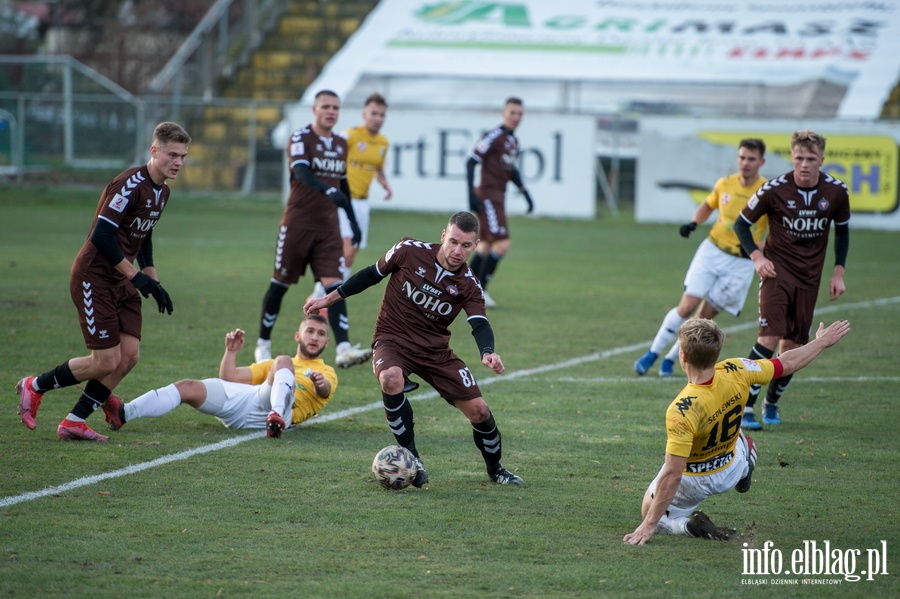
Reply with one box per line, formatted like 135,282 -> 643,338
635,139 -> 768,378
338,93 -> 393,280
102,314 -> 338,438
624,317 -> 850,544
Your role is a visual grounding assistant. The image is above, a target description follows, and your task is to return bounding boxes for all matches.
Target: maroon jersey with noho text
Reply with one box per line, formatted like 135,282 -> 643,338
71,165 -> 170,286
373,238 -> 487,354
740,171 -> 850,289
284,124 -> 347,232
470,125 -> 519,198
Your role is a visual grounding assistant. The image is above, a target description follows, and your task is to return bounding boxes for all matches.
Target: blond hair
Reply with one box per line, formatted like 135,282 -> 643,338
678,318 -> 725,369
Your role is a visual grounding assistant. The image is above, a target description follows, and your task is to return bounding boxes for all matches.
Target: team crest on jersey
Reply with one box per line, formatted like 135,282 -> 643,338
415,266 -> 427,278
787,200 -> 796,210
110,193 -> 129,213
357,141 -> 367,152
446,285 -> 458,296
818,199 -> 830,210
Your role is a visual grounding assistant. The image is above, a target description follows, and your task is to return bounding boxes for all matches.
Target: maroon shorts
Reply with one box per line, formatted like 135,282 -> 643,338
271,225 -> 342,285
475,190 -> 509,244
372,340 -> 483,403
757,276 -> 818,345
69,277 -> 142,350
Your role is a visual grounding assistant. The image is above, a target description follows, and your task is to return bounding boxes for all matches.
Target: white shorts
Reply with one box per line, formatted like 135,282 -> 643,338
683,238 -> 756,317
648,434 -> 750,519
339,198 -> 371,249
199,379 -> 274,430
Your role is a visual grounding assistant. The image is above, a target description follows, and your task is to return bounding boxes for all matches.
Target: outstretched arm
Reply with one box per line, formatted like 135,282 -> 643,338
304,264 -> 385,314
776,320 -> 851,376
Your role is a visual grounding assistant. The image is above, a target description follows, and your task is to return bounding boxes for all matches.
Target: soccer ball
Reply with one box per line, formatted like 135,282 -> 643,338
372,445 -> 418,490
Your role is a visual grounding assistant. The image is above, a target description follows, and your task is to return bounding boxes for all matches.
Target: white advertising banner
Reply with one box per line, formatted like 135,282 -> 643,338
285,107 -> 596,218
300,0 -> 900,119
637,117 -> 900,231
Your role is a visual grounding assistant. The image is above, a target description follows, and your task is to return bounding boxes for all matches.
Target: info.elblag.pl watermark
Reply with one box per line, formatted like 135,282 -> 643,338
741,540 -> 889,585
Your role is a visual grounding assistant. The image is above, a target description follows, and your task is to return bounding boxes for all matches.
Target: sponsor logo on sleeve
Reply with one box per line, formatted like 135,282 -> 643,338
741,358 -> 762,371
109,193 -> 129,213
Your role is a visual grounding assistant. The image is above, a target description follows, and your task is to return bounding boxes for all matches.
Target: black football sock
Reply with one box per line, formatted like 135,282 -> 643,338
383,391 -> 418,457
324,282 -> 350,346
472,412 -> 502,473
35,361 -> 78,393
746,343 -> 775,408
480,251 -> 502,290
765,374 -> 794,405
70,380 -> 112,420
469,252 -> 485,279
259,281 -> 289,341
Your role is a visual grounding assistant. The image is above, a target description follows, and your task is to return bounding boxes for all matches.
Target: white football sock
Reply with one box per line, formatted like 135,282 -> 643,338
650,308 -> 687,354
270,368 -> 295,419
657,514 -> 691,536
124,384 -> 182,421
664,340 -> 680,363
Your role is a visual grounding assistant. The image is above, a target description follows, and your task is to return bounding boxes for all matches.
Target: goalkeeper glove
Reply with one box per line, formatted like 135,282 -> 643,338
468,191 -> 480,213
325,187 -> 350,209
350,219 -> 362,247
131,272 -> 174,315
679,222 -> 698,238
522,189 -> 534,214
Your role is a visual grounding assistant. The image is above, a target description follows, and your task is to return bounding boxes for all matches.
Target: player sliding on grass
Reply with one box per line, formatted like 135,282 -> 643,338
16,122 -> 190,441
102,315 -> 337,437
305,211 -> 525,487
624,317 -> 850,545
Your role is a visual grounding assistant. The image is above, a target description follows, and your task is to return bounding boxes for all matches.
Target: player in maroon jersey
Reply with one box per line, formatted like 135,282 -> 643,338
254,90 -> 370,370
734,130 -> 851,429
16,122 -> 191,440
466,97 -> 534,308
304,211 -> 525,486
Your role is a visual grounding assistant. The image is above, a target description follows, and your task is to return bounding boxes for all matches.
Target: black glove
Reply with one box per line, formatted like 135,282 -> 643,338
679,222 -> 697,238
131,272 -> 174,315
468,191 -> 480,213
325,187 -> 350,209
350,219 -> 362,247
522,189 -> 534,214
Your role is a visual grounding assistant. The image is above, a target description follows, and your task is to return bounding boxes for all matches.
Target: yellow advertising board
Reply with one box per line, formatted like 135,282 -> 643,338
699,132 -> 898,214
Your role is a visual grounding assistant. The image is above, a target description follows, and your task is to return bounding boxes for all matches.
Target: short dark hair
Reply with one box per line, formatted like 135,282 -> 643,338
365,93 -> 387,108
153,122 -> 191,145
449,211 -> 479,236
505,97 -> 523,107
315,89 -> 340,101
303,313 -> 328,327
739,138 -> 765,157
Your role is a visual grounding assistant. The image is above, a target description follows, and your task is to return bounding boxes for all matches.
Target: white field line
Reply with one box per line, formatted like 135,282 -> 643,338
3,295 -> 898,509
552,376 -> 900,384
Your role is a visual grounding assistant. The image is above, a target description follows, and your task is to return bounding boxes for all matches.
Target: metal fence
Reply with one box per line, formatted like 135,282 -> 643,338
0,55 -> 286,191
